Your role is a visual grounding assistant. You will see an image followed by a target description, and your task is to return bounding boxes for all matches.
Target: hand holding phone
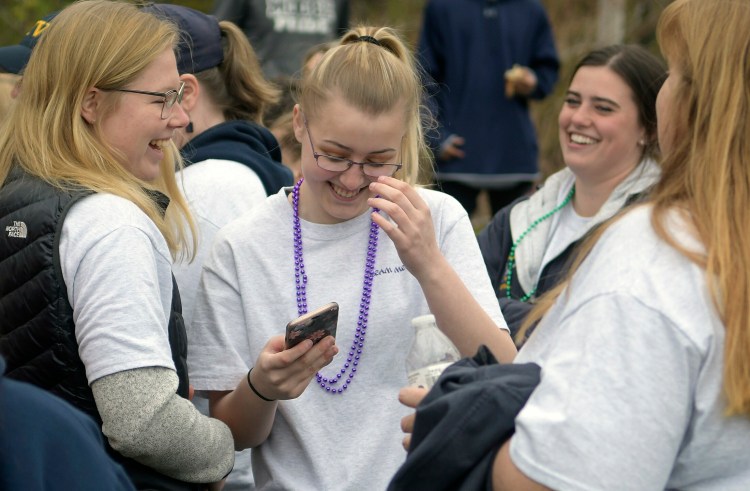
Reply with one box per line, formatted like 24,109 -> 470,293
285,302 -> 339,349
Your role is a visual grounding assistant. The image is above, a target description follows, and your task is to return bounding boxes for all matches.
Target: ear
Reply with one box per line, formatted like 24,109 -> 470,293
10,77 -> 21,99
292,104 -> 305,144
638,128 -> 649,148
179,73 -> 200,112
80,87 -> 101,124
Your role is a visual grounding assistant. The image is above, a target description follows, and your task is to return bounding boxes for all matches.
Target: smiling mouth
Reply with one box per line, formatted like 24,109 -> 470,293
149,138 -> 170,150
331,183 -> 364,199
569,133 -> 597,145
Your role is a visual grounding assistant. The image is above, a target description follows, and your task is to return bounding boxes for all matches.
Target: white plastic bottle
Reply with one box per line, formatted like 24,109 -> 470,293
406,314 -> 461,388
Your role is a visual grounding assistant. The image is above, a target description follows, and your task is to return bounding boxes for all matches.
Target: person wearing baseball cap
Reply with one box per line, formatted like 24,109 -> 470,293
142,5 -> 293,488
0,11 -> 58,74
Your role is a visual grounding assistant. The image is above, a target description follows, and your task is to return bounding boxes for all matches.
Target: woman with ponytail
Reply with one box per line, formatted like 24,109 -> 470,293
186,25 -> 516,490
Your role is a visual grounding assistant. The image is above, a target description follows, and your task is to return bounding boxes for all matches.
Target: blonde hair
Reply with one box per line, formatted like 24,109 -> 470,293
196,20 -> 280,124
0,0 -> 195,259
297,26 -> 432,186
521,0 -> 750,417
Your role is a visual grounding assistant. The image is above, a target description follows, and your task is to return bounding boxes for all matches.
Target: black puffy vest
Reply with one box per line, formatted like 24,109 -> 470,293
0,170 -> 199,491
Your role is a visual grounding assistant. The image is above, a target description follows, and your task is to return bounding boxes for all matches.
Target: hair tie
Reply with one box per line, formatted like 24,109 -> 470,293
356,35 -> 382,47
246,368 -> 275,402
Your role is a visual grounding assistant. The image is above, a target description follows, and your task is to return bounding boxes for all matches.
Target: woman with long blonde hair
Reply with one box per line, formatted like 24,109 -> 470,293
484,0 -> 750,488
186,24 -> 516,490
0,1 -> 234,489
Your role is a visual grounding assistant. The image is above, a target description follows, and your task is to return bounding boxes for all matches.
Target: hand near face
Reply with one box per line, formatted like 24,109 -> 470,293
367,177 -> 441,280
398,385 -> 430,451
249,334 -> 338,401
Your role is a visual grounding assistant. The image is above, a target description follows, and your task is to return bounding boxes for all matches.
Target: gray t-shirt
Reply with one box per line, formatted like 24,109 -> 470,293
513,205 -> 750,490
188,186 -> 506,490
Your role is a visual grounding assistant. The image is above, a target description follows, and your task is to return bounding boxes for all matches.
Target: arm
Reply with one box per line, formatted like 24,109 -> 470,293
369,177 -> 516,363
91,367 -> 234,483
492,440 -> 551,491
60,197 -> 235,483
190,234 -> 337,450
207,334 -> 337,450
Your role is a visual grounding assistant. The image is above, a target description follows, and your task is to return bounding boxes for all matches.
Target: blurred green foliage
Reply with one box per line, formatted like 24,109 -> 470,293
1,0 -> 671,177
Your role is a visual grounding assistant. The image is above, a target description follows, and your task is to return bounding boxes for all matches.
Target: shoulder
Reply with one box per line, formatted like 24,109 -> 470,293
594,205 -> 658,251
67,193 -> 151,225
571,205 -> 712,336
63,193 -> 169,258
511,169 -> 573,221
179,160 -> 266,199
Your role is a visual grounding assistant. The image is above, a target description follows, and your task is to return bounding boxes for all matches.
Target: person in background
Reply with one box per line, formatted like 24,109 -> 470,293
269,110 -> 303,182
0,1 -> 234,489
417,0 -> 560,217
478,44 -> 665,340
0,11 -> 56,75
266,41 -> 337,185
187,25 -> 516,490
0,11 -> 58,118
143,4 -> 293,490
0,356 -> 136,491
211,0 -> 350,80
144,3 -> 293,330
0,73 -> 18,121
401,0 -> 750,488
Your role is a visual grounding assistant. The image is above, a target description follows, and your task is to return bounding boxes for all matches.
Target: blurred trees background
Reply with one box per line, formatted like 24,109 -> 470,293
1,0 -> 672,178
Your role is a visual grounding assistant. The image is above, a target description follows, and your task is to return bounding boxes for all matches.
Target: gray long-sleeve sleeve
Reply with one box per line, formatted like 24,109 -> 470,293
91,367 -> 234,483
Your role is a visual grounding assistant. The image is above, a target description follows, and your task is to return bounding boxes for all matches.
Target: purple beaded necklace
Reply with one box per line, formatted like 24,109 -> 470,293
292,178 -> 380,394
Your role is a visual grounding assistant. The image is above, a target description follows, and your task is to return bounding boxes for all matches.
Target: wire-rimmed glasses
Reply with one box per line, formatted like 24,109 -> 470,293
302,113 -> 402,178
103,81 -> 185,119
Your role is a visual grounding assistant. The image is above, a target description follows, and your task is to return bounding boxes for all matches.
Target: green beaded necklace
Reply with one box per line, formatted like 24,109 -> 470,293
504,186 -> 575,302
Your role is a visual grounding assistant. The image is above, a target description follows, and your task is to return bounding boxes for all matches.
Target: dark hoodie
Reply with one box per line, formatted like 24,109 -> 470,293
181,120 -> 293,196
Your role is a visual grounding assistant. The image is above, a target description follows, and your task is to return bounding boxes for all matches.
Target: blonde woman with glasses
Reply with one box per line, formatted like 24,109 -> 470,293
187,25 -> 516,490
0,1 -> 234,489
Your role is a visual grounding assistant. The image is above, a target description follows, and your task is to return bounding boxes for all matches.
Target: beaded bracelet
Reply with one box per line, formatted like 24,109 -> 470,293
246,368 -> 275,402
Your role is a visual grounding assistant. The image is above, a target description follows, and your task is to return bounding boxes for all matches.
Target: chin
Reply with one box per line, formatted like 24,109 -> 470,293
326,201 -> 370,223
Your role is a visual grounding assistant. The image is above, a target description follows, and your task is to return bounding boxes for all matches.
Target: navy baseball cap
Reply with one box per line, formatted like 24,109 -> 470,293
0,11 -> 58,74
142,4 -> 224,75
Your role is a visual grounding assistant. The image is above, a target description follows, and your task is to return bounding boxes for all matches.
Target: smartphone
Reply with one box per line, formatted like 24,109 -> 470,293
285,302 -> 339,349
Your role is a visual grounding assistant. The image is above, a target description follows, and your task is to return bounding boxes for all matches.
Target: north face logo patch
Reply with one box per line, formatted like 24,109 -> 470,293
5,221 -> 28,239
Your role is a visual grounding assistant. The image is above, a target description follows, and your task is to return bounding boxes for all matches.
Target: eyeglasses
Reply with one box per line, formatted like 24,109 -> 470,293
103,81 -> 185,119
303,114 -> 402,178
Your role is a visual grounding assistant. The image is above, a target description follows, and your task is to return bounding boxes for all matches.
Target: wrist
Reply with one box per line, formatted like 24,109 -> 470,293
246,367 -> 275,402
